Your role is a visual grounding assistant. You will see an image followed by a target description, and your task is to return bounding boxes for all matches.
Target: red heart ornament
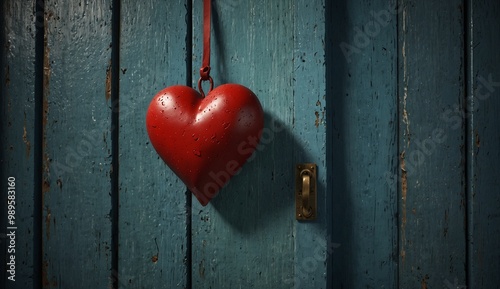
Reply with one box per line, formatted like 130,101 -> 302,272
146,84 -> 264,206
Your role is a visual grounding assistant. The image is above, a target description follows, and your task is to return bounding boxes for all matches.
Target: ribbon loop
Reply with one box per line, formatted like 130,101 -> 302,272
197,76 -> 213,98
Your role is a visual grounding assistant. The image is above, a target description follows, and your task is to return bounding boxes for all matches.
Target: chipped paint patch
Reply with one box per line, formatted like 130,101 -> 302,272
42,180 -> 50,195
400,151 -> 407,265
152,238 -> 160,264
42,12 -> 53,284
5,64 -> 10,86
42,260 -> 58,288
421,274 -> 429,289
105,60 -> 111,101
42,260 -> 50,287
151,255 -> 158,263
314,99 -> 326,127
42,9 -> 51,200
402,8 -> 410,148
199,259 -> 205,279
23,113 -> 31,157
45,207 -> 51,239
400,6 -> 410,268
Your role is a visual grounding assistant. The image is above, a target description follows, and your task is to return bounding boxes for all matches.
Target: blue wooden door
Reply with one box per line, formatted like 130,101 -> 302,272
1,0 -> 499,289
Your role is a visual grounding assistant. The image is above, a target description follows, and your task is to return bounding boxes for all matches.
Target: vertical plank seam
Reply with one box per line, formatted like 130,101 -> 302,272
396,0 -> 402,287
34,0 -> 45,288
464,0 -> 474,287
399,0 -> 409,272
111,0 -> 121,288
186,1 -> 193,288
324,0 -> 334,286
185,189 -> 192,289
0,1 -> 7,287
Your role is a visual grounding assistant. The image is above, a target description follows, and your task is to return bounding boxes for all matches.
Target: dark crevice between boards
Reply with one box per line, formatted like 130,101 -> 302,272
185,1 -> 193,288
184,188 -> 192,289
328,0 -> 350,286
464,0 -> 473,287
0,0 -> 7,285
324,0 -> 334,287
396,0 -> 403,286
111,0 -> 120,288
34,0 -> 45,288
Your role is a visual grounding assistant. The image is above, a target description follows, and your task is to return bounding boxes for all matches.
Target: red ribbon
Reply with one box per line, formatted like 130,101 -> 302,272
199,0 -> 211,81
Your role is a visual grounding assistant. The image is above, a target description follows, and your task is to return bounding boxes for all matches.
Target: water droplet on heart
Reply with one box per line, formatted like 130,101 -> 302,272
223,122 -> 230,129
211,134 -> 216,139
193,150 -> 201,157
192,134 -> 199,141
161,110 -> 164,113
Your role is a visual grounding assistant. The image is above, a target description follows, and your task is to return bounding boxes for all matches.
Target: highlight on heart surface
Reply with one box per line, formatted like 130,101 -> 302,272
146,83 -> 264,205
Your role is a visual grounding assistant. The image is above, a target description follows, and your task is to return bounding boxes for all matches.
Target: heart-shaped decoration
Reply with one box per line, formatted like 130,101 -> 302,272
146,84 -> 264,206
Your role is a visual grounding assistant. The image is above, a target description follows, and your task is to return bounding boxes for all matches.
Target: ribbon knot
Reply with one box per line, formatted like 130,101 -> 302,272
200,66 -> 211,80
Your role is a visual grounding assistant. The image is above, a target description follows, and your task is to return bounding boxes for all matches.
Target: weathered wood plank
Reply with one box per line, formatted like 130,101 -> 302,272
292,0 -> 332,288
1,1 -> 36,288
41,1 -> 113,287
398,0 -> 467,287
329,0 -> 398,287
469,0 -> 500,287
118,0 -> 189,288
191,0 -> 296,287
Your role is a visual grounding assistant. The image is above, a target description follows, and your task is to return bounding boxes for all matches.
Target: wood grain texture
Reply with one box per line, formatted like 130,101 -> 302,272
469,0 -> 500,287
292,0 -> 332,288
118,0 -> 189,288
329,0 -> 398,287
191,0 -> 298,287
398,0 -> 467,287
3,1 -> 500,288
1,1 -> 36,288
41,1 -> 113,287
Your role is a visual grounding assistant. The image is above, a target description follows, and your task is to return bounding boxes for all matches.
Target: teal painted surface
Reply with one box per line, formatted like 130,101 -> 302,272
292,0 -> 331,288
329,0 -> 398,287
470,0 -> 500,287
398,0 -> 467,287
1,1 -> 36,288
191,1 -> 331,288
2,0 -> 500,288
41,1 -> 113,288
118,0 -> 189,288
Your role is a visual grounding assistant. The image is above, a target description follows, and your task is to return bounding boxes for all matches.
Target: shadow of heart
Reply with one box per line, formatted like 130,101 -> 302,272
202,112 -> 324,234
